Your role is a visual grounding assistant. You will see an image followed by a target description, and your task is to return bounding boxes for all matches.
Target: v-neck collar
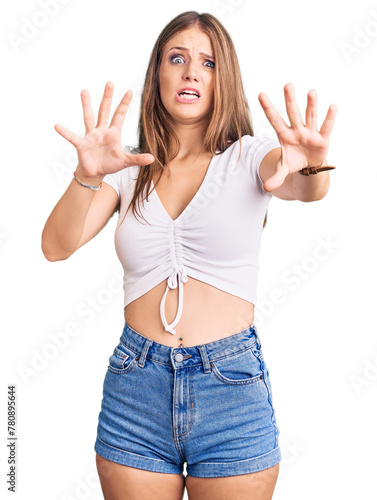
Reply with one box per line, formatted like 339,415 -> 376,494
150,152 -> 220,222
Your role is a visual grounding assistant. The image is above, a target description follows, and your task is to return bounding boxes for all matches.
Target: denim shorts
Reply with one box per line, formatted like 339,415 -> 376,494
94,321 -> 282,478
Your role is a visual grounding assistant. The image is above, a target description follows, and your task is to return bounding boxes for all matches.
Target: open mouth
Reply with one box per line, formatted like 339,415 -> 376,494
178,90 -> 200,100
176,89 -> 201,103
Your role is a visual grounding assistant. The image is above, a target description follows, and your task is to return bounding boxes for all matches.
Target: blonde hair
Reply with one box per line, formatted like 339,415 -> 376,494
119,10 -> 268,228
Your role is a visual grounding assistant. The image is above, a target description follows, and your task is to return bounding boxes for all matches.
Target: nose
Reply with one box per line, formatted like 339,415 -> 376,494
183,60 -> 199,82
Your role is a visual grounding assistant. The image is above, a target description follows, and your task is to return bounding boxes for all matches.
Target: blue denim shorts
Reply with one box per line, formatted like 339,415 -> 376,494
94,321 -> 282,478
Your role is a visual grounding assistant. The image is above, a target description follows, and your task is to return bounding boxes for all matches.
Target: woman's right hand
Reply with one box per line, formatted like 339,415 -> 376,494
54,81 -> 155,181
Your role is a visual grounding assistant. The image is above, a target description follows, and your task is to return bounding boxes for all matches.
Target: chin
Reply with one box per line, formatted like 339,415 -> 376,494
174,104 -> 212,118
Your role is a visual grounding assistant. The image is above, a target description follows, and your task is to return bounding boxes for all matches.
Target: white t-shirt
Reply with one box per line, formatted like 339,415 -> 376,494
102,135 -> 280,335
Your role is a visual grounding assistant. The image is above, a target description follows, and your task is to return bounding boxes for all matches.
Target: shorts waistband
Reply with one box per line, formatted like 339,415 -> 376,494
120,321 -> 262,371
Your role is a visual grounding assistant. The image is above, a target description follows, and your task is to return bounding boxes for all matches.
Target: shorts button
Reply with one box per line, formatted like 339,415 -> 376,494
175,353 -> 184,362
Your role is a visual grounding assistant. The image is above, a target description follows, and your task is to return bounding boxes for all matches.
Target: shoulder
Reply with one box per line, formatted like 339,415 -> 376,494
229,134 -> 280,172
234,135 -> 281,196
222,135 -> 280,159
239,134 -> 280,154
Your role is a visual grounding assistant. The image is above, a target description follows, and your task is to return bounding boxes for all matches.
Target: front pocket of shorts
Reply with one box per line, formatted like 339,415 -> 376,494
107,341 -> 139,375
211,345 -> 264,386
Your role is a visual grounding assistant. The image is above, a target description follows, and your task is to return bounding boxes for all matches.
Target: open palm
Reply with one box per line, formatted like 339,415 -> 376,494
258,83 -> 337,192
54,82 -> 154,178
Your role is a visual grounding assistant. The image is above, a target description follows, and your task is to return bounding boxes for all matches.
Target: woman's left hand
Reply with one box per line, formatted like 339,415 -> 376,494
258,83 -> 337,192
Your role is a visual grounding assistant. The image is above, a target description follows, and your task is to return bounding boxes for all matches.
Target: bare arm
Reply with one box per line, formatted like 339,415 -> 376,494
41,172 -> 117,261
259,147 -> 330,201
257,83 -> 337,201
290,159 -> 330,201
41,81 -> 154,261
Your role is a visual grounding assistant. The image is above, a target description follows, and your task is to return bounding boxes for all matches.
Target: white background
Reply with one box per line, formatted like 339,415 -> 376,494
1,0 -> 377,498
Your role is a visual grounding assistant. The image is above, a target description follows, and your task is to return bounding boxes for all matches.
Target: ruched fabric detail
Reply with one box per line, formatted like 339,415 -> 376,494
160,266 -> 188,335
159,221 -> 188,334
102,136 -> 281,335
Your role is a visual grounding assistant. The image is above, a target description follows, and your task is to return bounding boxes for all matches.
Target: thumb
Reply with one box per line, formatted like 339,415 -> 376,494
262,163 -> 288,193
138,153 -> 155,165
128,153 -> 155,167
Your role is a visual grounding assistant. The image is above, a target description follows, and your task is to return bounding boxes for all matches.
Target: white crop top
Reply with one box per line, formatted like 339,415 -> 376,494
102,135 -> 280,335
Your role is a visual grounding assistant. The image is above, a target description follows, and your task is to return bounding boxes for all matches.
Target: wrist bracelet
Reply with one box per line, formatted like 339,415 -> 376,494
73,171 -> 103,190
298,164 -> 336,176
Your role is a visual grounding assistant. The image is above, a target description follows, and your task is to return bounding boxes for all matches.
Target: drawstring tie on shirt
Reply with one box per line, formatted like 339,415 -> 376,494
160,266 -> 188,335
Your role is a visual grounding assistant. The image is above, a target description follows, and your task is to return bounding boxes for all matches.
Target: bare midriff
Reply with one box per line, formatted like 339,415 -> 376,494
124,278 -> 255,348
123,152 -> 255,347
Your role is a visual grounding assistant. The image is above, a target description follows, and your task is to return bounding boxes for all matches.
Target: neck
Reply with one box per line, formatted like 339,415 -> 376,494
169,121 -> 209,161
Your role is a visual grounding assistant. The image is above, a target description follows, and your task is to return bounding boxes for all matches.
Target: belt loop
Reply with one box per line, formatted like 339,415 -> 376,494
251,323 -> 262,349
197,345 -> 211,374
138,339 -> 152,368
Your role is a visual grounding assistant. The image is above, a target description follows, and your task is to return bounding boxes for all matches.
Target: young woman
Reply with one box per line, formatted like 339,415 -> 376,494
42,10 -> 336,500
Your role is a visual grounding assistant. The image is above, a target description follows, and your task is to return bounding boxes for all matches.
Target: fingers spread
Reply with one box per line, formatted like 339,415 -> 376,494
96,81 -> 114,127
81,90 -> 95,133
258,92 -> 289,137
305,89 -> 318,129
54,124 -> 82,148
284,83 -> 304,129
110,90 -> 132,130
319,104 -> 337,140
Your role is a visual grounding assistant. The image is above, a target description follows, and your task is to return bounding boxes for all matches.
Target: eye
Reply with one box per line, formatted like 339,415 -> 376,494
170,54 -> 185,64
169,54 -> 215,69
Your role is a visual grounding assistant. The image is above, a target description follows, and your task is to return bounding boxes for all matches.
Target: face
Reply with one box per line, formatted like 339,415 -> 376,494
158,26 -> 215,126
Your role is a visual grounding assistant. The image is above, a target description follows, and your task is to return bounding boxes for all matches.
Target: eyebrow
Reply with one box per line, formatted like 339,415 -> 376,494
167,46 -> 215,60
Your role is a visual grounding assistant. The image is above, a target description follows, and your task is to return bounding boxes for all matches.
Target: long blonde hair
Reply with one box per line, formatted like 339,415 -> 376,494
120,10 -> 269,228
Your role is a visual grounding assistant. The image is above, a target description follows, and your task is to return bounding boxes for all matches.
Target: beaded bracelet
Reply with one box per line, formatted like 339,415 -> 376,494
73,171 -> 103,190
